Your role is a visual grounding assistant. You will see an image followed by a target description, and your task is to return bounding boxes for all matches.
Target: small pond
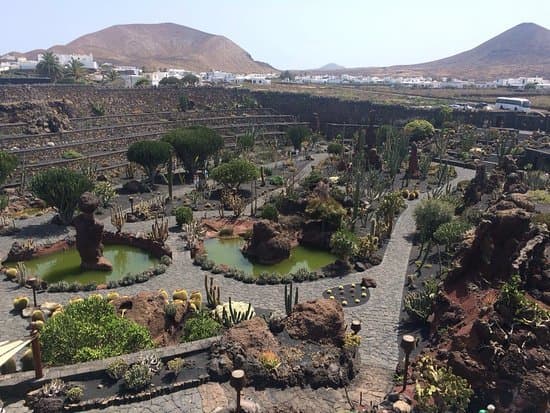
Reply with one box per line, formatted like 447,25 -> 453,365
204,237 -> 335,276
4,245 -> 159,285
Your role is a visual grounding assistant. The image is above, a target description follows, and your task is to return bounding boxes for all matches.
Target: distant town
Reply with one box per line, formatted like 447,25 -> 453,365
1,52 -> 550,90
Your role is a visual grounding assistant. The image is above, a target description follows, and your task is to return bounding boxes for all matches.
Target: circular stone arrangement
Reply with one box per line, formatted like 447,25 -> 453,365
322,283 -> 371,307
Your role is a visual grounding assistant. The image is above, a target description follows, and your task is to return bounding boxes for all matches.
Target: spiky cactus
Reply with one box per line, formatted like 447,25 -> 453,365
148,215 -> 168,243
205,275 -> 221,308
284,283 -> 299,316
110,204 -> 126,233
220,298 -> 254,327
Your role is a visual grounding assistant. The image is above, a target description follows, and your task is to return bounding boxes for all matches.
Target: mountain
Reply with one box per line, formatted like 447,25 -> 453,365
15,23 -> 275,73
317,23 -> 550,79
318,63 -> 346,71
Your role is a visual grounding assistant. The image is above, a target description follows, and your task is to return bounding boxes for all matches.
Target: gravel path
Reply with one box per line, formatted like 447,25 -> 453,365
0,164 -> 475,412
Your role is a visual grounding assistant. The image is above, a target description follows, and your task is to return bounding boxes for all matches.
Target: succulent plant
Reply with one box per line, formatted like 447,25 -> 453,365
1,357 -> 16,374
139,353 -> 163,374
106,359 -> 129,380
40,379 -> 66,398
166,357 -> 185,375
172,289 -> 188,301
31,310 -> 45,322
66,386 -> 84,403
21,348 -> 34,371
13,296 -> 29,312
123,363 -> 153,392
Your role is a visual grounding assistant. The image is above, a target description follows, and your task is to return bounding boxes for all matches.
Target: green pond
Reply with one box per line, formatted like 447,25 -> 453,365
5,245 -> 159,285
203,237 -> 335,276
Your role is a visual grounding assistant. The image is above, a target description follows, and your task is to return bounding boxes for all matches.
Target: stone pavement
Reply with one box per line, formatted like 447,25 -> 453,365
0,165 -> 474,412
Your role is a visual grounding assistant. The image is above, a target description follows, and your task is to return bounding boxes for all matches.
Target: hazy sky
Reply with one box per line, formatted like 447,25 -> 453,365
3,0 -> 549,69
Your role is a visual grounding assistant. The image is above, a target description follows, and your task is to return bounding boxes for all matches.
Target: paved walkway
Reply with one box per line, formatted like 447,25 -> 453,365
0,164 -> 474,412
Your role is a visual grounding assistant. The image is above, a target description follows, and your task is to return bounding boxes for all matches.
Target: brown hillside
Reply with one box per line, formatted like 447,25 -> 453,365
18,23 -> 274,74
316,23 -> 550,80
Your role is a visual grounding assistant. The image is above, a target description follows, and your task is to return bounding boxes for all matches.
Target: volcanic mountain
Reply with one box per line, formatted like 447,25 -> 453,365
15,23 -> 274,73
318,23 -> 550,79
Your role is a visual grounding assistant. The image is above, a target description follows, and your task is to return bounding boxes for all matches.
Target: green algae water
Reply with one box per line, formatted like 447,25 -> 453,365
204,237 -> 335,276
5,245 -> 159,285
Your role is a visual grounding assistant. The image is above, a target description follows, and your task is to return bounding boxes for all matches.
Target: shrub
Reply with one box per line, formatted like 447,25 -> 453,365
268,175 -> 284,186
356,235 -> 379,259
414,356 -> 473,413
0,151 -> 17,186
327,142 -> 344,155
461,207 -> 483,226
414,198 -> 455,243
30,168 -> 93,225
106,358 -> 129,380
66,386 -> 84,403
210,158 -> 259,191
123,363 -> 153,392
302,170 -> 323,190
181,311 -> 222,342
91,102 -> 106,116
218,226 -> 234,237
433,220 -> 472,250
174,206 -> 193,227
532,212 -> 550,229
61,150 -> 83,159
40,296 -> 153,365
93,182 -> 117,208
404,119 -> 435,141
286,125 -> 310,151
166,357 -> 185,375
306,196 -> 346,227
330,229 -> 358,261
259,204 -> 278,221
127,140 -> 172,186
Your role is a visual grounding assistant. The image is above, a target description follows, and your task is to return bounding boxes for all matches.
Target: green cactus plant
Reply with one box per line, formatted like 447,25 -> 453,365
21,348 -> 34,371
13,296 -> 29,312
1,356 -> 17,374
205,275 -> 221,308
284,283 -> 299,316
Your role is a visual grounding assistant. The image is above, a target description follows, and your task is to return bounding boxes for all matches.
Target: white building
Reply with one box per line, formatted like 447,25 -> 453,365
37,53 -> 98,70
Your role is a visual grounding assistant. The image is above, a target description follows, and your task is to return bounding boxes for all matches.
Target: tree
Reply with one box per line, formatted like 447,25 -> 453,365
162,127 -> 223,181
404,120 -> 435,141
0,151 -> 17,186
65,58 -> 85,82
279,70 -> 294,81
327,142 -> 344,156
286,125 -> 310,151
127,140 -> 172,188
36,51 -> 62,82
210,158 -> 259,191
105,70 -> 119,82
159,76 -> 181,87
30,168 -> 93,225
182,73 -> 199,86
236,128 -> 258,155
133,78 -> 150,88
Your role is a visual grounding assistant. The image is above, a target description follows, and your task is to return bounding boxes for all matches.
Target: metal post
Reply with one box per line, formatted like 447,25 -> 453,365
29,277 -> 38,308
230,369 -> 245,413
31,331 -> 43,379
400,335 -> 416,391
129,196 -> 134,214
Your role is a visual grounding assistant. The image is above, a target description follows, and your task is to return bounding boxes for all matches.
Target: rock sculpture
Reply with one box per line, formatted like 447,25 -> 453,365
73,192 -> 112,271
241,220 -> 291,265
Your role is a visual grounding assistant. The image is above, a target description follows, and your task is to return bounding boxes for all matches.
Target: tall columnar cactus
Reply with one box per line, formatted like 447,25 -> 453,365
205,275 -> 221,308
149,216 -> 168,243
221,298 -> 254,327
110,204 -> 126,233
284,282 -> 299,316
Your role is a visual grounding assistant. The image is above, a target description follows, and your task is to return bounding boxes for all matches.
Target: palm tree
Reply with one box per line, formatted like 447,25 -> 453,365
65,57 -> 85,82
105,69 -> 119,82
36,51 -> 62,82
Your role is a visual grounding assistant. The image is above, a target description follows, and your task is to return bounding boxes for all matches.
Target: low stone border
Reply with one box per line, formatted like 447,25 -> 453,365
0,337 -> 219,401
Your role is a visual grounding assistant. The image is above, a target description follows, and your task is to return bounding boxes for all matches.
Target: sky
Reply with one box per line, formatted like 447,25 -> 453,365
2,0 -> 549,70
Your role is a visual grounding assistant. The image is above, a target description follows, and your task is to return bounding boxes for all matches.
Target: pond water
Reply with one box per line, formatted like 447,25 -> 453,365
203,237 -> 335,276
4,245 -> 159,285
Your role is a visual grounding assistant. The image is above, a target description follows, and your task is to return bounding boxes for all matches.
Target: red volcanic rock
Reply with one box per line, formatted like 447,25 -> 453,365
283,298 -> 346,345
219,317 -> 279,359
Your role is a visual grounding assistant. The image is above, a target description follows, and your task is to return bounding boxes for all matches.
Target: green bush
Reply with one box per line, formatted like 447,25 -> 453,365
61,150 -> 83,159
286,125 -> 310,150
0,151 -> 17,186
93,182 -> 117,208
260,204 -> 278,221
127,140 -> 172,185
414,198 -> 455,243
66,386 -> 84,403
302,170 -> 323,190
306,196 -> 346,227
181,311 -> 222,342
106,359 -> 129,380
210,158 -> 259,191
174,206 -> 193,226
433,220 -> 472,249
30,168 -> 93,225
330,228 -> 358,260
268,175 -> 284,186
404,119 -> 435,141
40,296 -> 153,365
123,363 -> 152,392
218,227 -> 234,237
327,142 -> 344,155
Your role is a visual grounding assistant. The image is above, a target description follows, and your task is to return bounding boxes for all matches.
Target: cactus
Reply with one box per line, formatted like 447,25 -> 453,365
148,215 -> 168,243
13,296 -> 29,312
158,289 -> 169,300
21,348 -> 34,371
1,357 -> 17,374
106,291 -> 120,301
284,283 -> 299,316
5,267 -> 18,279
189,291 -> 202,311
16,262 -> 29,286
172,289 -> 188,301
110,204 -> 126,233
31,310 -> 45,322
404,290 -> 435,322
220,297 -> 254,327
30,320 -> 45,331
204,275 -> 221,308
